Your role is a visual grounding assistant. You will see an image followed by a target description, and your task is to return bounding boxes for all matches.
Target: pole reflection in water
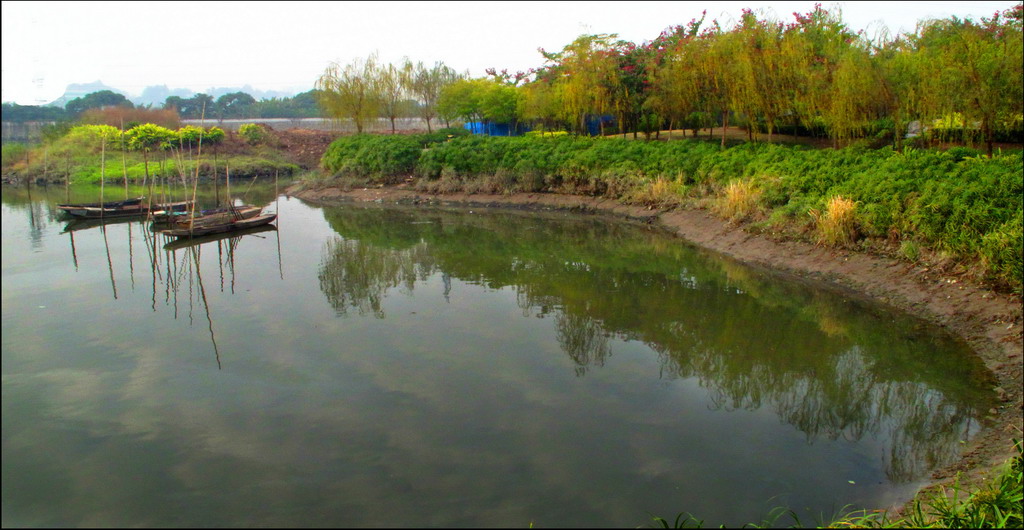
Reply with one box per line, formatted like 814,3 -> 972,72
161,224 -> 280,367
101,224 -> 117,299
53,210 -> 282,371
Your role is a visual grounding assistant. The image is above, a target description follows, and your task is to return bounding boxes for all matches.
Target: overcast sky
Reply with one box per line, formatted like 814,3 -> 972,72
1,0 -> 1018,105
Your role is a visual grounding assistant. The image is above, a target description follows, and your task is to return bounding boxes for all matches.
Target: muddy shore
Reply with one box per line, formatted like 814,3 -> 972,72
287,182 -> 1023,509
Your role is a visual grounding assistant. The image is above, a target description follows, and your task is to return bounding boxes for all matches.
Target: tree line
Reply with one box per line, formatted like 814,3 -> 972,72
5,3 -> 1020,154
447,3 -> 1019,155
313,3 -> 1022,155
2,89 -> 324,123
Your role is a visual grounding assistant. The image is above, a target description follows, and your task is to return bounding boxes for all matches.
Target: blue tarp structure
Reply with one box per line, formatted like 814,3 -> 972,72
464,115 -> 616,136
463,122 -> 521,136
585,115 -> 616,136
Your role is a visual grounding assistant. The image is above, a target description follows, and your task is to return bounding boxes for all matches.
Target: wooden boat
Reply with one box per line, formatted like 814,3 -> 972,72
170,205 -> 262,227
148,200 -> 196,222
161,213 -> 278,238
56,196 -> 147,219
162,224 -> 277,251
56,197 -> 192,220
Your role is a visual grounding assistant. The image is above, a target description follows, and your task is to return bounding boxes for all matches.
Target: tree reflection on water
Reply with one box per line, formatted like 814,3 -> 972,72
316,204 -> 994,483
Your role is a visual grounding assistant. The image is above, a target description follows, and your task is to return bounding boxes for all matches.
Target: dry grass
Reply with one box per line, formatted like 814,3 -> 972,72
627,177 -> 685,208
810,195 -> 859,246
714,179 -> 762,221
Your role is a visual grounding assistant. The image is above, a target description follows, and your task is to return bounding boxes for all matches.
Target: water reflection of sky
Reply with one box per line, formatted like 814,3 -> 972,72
1,193 -> 992,527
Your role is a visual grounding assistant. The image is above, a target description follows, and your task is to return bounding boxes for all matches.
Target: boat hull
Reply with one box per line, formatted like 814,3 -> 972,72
161,214 -> 278,238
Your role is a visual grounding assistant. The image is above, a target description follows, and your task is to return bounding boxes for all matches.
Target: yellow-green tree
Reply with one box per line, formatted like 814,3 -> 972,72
542,34 -> 620,135
316,54 -> 381,133
911,7 -> 1024,155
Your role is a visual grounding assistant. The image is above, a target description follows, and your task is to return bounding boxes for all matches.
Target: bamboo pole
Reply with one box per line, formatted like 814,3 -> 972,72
120,121 -> 129,200
188,103 -> 207,234
99,133 -> 106,220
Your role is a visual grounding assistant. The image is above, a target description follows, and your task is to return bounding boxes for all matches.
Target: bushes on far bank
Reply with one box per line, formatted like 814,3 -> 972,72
317,134 -> 1024,292
2,123 -> 299,184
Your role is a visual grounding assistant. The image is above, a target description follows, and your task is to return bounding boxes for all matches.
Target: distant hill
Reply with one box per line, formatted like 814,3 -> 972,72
46,81 -> 128,108
45,82 -> 306,108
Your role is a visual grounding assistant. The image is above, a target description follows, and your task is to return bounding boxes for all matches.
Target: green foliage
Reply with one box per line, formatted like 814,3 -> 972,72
65,90 -> 133,116
176,125 -> 206,149
238,123 -> 270,145
124,123 -> 176,152
216,91 -> 256,119
320,134 -> 422,182
313,134 -> 1024,290
204,126 -> 226,145
1,143 -> 29,170
1,102 -> 68,122
409,127 -> 471,147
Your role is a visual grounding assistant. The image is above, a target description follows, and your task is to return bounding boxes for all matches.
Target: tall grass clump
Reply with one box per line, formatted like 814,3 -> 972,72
714,178 -> 763,221
809,195 -> 859,247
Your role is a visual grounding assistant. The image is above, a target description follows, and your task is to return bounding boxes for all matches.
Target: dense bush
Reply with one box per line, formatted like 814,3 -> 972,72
320,134 -> 422,182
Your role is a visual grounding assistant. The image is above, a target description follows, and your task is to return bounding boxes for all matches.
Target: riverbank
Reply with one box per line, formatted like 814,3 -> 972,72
287,181 -> 1023,516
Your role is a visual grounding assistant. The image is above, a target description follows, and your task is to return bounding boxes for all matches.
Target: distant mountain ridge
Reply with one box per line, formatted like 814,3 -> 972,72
45,81 -> 306,108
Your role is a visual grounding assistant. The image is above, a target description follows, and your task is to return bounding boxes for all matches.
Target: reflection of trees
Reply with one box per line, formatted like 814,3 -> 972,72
555,312 -> 611,376
316,205 -> 994,482
318,237 -> 436,318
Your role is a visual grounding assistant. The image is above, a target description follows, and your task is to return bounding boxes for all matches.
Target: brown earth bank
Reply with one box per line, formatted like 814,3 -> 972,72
287,181 -> 1023,515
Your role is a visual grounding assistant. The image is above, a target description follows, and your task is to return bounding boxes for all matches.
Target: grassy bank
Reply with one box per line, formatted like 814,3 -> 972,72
313,134 -> 1023,293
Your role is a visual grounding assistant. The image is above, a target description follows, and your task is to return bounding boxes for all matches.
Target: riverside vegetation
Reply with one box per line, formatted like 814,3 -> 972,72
1,122 -> 303,187
308,132 -> 1023,295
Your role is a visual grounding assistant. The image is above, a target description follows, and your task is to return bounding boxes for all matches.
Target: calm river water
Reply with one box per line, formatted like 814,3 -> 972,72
1,183 -> 995,527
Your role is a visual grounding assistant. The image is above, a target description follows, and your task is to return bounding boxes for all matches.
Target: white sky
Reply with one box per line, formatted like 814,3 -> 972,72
2,0 -> 1018,105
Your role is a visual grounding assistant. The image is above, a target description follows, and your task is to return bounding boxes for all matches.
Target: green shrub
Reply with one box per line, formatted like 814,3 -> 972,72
321,134 -> 421,183
239,123 -> 270,145
1,143 -> 29,170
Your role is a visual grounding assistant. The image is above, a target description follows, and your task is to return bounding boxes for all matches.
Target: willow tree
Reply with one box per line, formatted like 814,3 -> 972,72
696,21 -> 736,147
646,16 -> 708,139
376,61 -> 407,134
911,7 -> 1024,156
724,9 -> 795,142
782,4 -> 858,141
405,60 -> 461,133
437,78 -> 488,128
316,54 -> 381,133
872,33 -> 925,149
822,43 -> 888,145
517,77 -> 566,132
542,34 -> 620,135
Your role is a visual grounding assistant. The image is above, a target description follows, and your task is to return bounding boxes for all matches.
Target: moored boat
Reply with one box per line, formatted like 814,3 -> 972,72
56,197 -> 147,219
148,200 -> 196,222
160,213 -> 278,238
170,205 -> 262,227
